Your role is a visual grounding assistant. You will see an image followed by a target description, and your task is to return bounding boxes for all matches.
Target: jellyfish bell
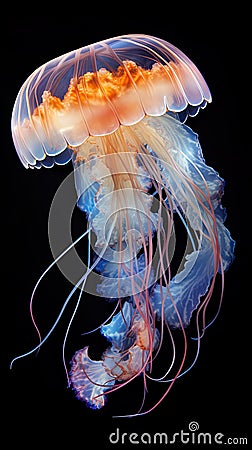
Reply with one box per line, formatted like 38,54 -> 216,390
10,34 -> 235,417
11,34 -> 211,169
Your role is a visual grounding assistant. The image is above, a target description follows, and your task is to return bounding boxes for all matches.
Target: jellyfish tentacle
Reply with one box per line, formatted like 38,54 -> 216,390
63,278 -> 86,386
10,219 -> 117,369
81,301 -> 120,336
29,227 -> 91,348
10,273 -> 86,368
62,229 -> 92,384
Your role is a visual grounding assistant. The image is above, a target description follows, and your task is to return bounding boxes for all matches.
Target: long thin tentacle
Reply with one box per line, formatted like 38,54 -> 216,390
29,227 -> 91,345
10,220 -> 117,368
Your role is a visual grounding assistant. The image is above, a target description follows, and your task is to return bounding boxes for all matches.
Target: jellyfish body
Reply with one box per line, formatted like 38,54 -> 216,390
11,34 -> 235,416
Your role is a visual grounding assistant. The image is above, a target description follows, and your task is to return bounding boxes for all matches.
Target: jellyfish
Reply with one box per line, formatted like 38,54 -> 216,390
11,34 -> 235,417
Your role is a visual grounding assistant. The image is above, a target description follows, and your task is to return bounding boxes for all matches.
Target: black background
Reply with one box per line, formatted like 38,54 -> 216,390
2,12 -> 247,449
